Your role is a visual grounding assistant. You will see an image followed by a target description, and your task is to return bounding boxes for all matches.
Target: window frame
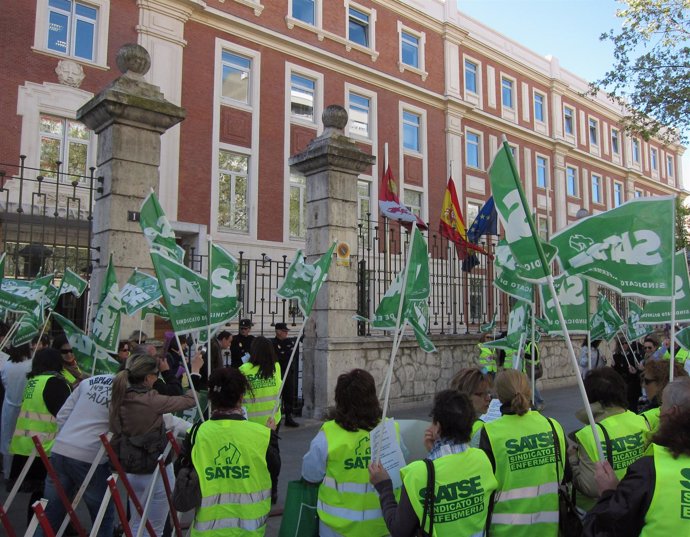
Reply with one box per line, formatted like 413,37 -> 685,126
220,50 -> 253,106
650,147 -> 658,171
345,85 -> 376,141
591,173 -> 603,204
566,166 -> 578,197
588,117 -> 599,147
347,3 -> 371,49
533,91 -> 546,123
396,22 -> 427,79
217,148 -> 251,234
290,0 -> 318,26
288,70 -> 321,125
613,181 -> 624,207
610,128 -> 620,155
39,113 -> 92,182
402,109 -> 422,153
288,172 -> 307,240
563,106 -> 575,137
501,76 -> 515,110
632,137 -> 641,163
403,187 -> 423,219
667,155 -> 675,177
465,129 -> 482,170
536,154 -> 549,189
465,58 -> 478,94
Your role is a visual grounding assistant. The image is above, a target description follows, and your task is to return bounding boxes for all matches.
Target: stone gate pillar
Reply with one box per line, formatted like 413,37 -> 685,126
77,44 -> 185,340
289,105 -> 375,418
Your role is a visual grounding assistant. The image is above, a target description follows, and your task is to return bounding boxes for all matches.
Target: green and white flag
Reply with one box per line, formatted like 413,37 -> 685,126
480,312 -> 496,333
493,240 -> 534,303
12,305 -> 44,346
0,274 -> 54,314
675,326 -> 690,351
59,268 -> 88,298
151,251 -> 208,334
639,250 -> 690,324
208,243 -> 241,327
489,142 -> 557,282
484,301 -> 531,351
539,274 -> 589,335
626,301 -> 653,340
120,269 -> 162,316
140,192 -> 186,263
140,300 -> 170,321
590,295 -> 624,342
277,242 -> 337,317
90,257 -> 122,353
550,196 -> 675,299
53,312 -> 120,375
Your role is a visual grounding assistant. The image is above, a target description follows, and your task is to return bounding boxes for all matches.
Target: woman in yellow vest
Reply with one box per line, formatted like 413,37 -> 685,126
52,334 -> 89,388
369,389 -> 497,536
479,369 -> 566,537
450,367 -> 493,443
9,348 -> 71,523
175,367 -> 279,537
583,377 -> 690,535
476,333 -> 497,376
638,359 -> 688,431
302,369 -> 395,537
569,367 -> 649,512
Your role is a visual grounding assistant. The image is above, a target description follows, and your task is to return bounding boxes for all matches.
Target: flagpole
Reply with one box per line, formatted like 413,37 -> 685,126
174,332 -> 205,422
206,237 -> 213,389
615,333 -> 632,368
378,323 -> 406,400
0,320 -> 20,351
670,243 -> 677,382
383,143 -> 390,288
530,301 -> 536,406
270,318 -> 307,420
376,322 -> 406,461
621,331 -> 641,367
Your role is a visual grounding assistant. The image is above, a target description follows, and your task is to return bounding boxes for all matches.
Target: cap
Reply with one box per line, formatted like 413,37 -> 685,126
275,322 -> 289,331
239,319 -> 253,328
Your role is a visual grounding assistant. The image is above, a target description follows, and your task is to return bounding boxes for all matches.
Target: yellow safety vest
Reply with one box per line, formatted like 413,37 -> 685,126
663,348 -> 688,364
641,407 -> 660,433
503,349 -> 515,369
239,362 -> 282,426
191,419 -> 271,537
483,412 -> 564,537
640,444 -> 690,536
477,344 -> 496,373
10,374 -> 62,456
401,448 -> 497,536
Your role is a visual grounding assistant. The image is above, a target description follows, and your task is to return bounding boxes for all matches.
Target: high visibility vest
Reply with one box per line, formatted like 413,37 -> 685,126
640,444 -> 690,536
524,342 -> 540,364
574,410 -> 649,510
641,407 -> 660,433
239,362 -> 282,426
191,419 -> 271,537
483,411 -> 564,537
62,367 -> 77,385
663,348 -> 689,364
10,374 -> 62,456
477,344 -> 496,373
503,349 -> 515,369
317,420 -> 400,537
401,448 -> 497,536
472,419 -> 485,438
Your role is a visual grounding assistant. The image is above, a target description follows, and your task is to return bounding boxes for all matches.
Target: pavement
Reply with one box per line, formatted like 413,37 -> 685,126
1,383 -> 584,536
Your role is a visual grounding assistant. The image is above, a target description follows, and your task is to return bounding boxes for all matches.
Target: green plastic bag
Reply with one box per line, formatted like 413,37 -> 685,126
278,479 -> 319,537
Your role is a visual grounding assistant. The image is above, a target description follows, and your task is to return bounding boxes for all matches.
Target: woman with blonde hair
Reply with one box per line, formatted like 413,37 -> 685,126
450,367 -> 492,441
480,369 -> 566,537
109,352 -> 196,536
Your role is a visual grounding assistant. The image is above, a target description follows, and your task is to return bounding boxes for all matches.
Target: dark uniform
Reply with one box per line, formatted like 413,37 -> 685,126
229,319 -> 254,369
272,322 -> 299,426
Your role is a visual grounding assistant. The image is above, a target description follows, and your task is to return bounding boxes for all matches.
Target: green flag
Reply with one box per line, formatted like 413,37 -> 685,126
151,251 -> 208,334
209,243 -> 241,327
639,250 -> 690,324
675,326 -> 690,351
59,268 -> 88,298
539,274 -> 589,335
53,312 -> 120,375
277,242 -> 336,317
626,300 -> 653,340
0,274 -> 54,314
12,305 -> 44,346
484,301 -> 531,351
493,240 -> 534,303
590,295 -> 624,342
139,192 -> 186,263
489,142 -> 557,282
90,257 -> 122,353
120,269 -> 162,316
140,300 -> 170,321
550,196 -> 675,299
480,312 -> 496,333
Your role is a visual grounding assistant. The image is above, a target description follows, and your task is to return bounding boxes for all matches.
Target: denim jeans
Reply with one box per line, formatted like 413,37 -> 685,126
127,465 -> 174,537
37,453 -> 115,537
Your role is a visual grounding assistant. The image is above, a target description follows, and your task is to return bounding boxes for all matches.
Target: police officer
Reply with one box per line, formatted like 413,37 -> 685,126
230,319 -> 254,368
271,322 -> 299,427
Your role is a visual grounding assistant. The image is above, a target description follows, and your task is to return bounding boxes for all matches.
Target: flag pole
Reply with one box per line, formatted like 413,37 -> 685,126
378,323 -> 406,400
621,331 -> 641,367
530,300 -> 536,406
669,229 -> 677,382
270,318 -> 307,420
206,237 -> 213,388
174,332 -> 205,422
615,333 -> 632,368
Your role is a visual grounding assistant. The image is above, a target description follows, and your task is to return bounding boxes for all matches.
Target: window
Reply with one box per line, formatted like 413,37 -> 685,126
635,189 -> 643,198
536,156 -> 548,188
348,6 -> 369,47
221,51 -> 251,104
611,129 -> 620,154
538,216 -> 548,240
589,118 -> 599,145
501,78 -> 514,109
402,110 -> 420,152
667,155 -> 675,177
403,189 -> 422,218
348,92 -> 371,139
467,202 -> 481,227
465,59 -> 478,93
632,138 -> 640,163
218,150 -> 249,233
563,106 -> 575,135
39,114 -> 91,181
650,148 -> 658,170
289,173 -> 306,239
292,0 -> 315,25
290,73 -> 316,121
47,0 -> 98,61
566,166 -> 578,197
613,182 -> 623,207
401,31 -> 419,68
534,93 -> 545,122
358,180 -> 371,221
465,131 -> 481,169
591,174 -> 602,204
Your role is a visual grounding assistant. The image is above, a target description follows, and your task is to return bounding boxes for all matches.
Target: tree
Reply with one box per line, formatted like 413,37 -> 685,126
676,195 -> 690,250
593,0 -> 690,144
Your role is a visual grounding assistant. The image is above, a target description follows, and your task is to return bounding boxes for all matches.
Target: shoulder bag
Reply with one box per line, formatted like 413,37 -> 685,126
418,458 -> 435,537
547,418 -> 583,537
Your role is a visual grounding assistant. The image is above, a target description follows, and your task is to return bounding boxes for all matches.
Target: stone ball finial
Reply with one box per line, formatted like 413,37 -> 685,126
322,105 -> 348,130
116,44 -> 151,77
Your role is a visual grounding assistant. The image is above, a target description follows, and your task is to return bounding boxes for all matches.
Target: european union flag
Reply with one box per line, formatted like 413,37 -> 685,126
467,196 -> 498,243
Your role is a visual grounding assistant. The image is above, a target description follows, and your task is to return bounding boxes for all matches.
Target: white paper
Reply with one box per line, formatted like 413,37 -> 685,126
479,397 -> 502,423
370,419 -> 406,489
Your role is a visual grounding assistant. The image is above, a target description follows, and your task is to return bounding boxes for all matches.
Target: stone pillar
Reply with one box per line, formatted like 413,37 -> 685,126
289,105 -> 375,418
77,44 -> 185,340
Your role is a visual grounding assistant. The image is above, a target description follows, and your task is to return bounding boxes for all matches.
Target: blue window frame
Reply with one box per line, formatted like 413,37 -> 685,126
47,0 -> 97,61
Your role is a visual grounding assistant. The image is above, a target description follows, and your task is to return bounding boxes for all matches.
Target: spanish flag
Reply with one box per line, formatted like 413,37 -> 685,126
439,177 -> 485,260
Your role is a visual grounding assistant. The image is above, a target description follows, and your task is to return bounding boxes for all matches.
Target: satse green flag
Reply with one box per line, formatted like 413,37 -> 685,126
139,191 -> 186,263
639,250 -> 690,324
59,268 -> 88,298
675,326 -> 690,351
483,300 -> 531,351
209,243 -> 242,327
626,301 -> 652,340
0,274 -> 54,314
140,300 -> 170,321
550,196 -> 675,299
120,269 -> 163,316
493,240 -> 534,303
539,274 -> 589,335
53,312 -> 120,374
12,305 -> 44,346
590,295 -> 624,342
90,256 -> 122,353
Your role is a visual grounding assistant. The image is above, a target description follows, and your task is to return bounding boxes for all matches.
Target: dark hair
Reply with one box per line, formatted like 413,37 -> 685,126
31,334 -> 50,347
584,367 -> 628,408
51,334 -> 70,352
217,331 -> 231,341
118,340 -> 130,352
431,390 -> 475,443
208,367 -> 250,409
644,336 -> 659,348
29,348 -> 64,378
332,369 -> 381,432
581,338 -> 602,348
249,336 -> 277,379
109,353 -> 158,429
8,343 -> 30,363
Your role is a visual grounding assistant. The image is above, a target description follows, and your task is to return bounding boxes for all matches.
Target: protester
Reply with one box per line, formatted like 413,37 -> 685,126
109,352 -> 196,536
611,338 -> 642,411
480,369 -> 565,536
163,333 -> 187,378
230,319 -> 255,368
175,367 -> 279,535
523,338 -> 545,410
52,334 -> 89,387
568,367 -> 649,511
476,332 -> 497,377
642,336 -> 668,362
638,359 -> 688,430
271,322 -> 300,427
369,389 -> 497,536
302,369 -> 398,537
0,343 -> 32,480
9,348 -> 71,523
449,367 -> 492,442
583,377 -> 690,535
115,340 -> 131,364
579,338 -> 604,378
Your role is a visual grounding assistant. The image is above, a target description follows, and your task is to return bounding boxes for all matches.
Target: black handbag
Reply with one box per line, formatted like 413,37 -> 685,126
547,418 -> 583,537
418,458 -> 435,537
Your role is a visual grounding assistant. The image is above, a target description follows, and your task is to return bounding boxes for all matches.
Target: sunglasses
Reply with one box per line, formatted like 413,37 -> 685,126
60,348 -> 74,354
